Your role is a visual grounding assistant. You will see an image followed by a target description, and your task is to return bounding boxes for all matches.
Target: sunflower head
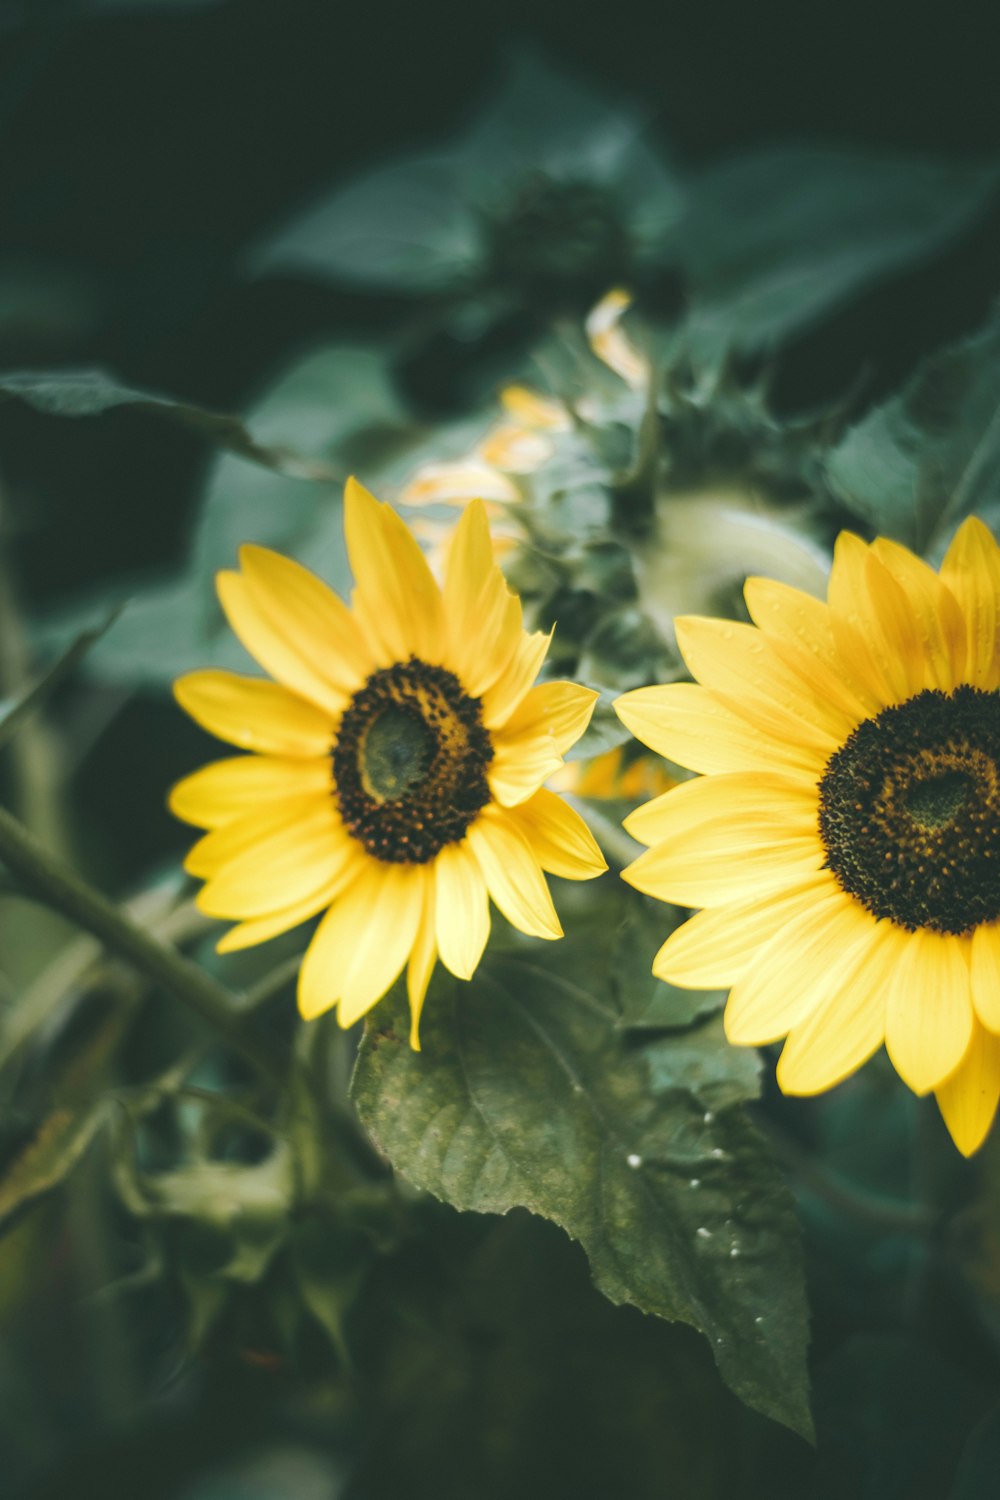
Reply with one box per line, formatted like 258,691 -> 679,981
615,516 -> 1000,1156
398,291 -> 837,693
170,480 -> 606,1049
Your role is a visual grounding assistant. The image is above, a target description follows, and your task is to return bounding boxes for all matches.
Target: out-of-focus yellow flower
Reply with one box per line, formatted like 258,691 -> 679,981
550,745 -> 677,801
584,287 -> 650,390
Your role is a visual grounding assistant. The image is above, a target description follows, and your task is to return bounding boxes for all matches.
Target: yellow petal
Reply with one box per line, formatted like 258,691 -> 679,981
195,804 -> 357,918
184,794 -> 330,877
296,861 -> 424,1026
443,499 -> 523,695
499,385 -> 569,431
169,754 -> 333,828
654,872 -> 836,990
488,749 -> 564,807
479,422 -> 553,473
506,787 -> 608,880
215,877 -> 343,953
239,544 -> 372,691
940,515 -> 1000,689
826,532 -> 900,705
743,575 -> 877,723
434,841 -> 490,980
622,769 -> 817,849
884,929 -> 974,1094
481,627 -> 553,729
936,1023 -> 1000,1156
624,828 -> 823,908
674,615 -> 849,753
217,571 -> 349,717
614,682 -> 824,777
398,460 -> 520,507
466,807 -> 563,940
498,681 -> 599,756
725,888 -> 874,1045
407,876 -> 438,1050
775,914 -> 905,1094
862,550 -> 944,701
175,670 -> 334,757
869,536 -> 966,689
585,288 -> 649,389
344,476 -> 444,664
972,923 -> 1000,1032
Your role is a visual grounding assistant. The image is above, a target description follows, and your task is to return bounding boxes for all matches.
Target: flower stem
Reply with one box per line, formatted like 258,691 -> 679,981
0,804 -> 283,1086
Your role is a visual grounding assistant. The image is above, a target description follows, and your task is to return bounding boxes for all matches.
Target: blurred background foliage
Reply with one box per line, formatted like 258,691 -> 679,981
4,2 -> 1000,1497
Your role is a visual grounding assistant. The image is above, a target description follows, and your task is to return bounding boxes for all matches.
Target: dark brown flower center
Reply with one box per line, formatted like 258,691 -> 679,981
818,685 -> 1000,934
332,658 -> 493,864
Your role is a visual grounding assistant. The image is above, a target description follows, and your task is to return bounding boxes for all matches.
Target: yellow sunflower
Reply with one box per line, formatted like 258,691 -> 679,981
615,517 -> 1000,1155
170,479 -> 606,1047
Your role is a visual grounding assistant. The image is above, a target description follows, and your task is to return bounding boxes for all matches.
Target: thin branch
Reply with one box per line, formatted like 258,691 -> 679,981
0,805 -> 284,1086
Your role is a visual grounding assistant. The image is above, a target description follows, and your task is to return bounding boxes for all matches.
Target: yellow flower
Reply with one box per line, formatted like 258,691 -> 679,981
396,289 -> 640,514
615,518 -> 1000,1155
170,480 -> 606,1048
549,745 -> 676,801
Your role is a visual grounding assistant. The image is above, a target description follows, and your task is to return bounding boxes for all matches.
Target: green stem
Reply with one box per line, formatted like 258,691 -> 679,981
0,805 -> 283,1086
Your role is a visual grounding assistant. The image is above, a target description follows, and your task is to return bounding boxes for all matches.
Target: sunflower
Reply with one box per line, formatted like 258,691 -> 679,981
615,518 -> 1000,1154
170,480 -> 606,1047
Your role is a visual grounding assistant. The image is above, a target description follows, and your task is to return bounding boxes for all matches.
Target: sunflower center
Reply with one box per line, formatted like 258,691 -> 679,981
332,658 -> 493,864
818,686 -> 1000,934
361,705 -> 436,801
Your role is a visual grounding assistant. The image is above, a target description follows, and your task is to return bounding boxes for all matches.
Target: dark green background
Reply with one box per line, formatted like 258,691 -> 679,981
3,4 -> 1000,1498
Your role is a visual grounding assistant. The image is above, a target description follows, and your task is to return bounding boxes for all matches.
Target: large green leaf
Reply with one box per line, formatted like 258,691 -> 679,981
351,927 -> 812,1437
250,52 -> 682,293
674,147 -> 999,357
826,310 -> 1000,550
0,367 -> 337,479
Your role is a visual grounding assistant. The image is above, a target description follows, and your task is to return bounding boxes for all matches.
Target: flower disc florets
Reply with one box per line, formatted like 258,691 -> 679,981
819,686 -> 1000,934
333,658 -> 493,863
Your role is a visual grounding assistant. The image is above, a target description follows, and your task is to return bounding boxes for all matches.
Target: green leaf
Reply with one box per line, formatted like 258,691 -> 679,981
31,345 -> 410,686
250,154 -> 481,292
674,147 -> 999,357
644,1014 -> 763,1112
613,896 -> 725,1029
250,52 -> 683,293
826,309 -> 1000,550
0,367 -> 338,480
193,344 -> 405,594
951,1403 -> 1000,1500
0,607 -> 121,752
351,938 -> 812,1437
0,1101 -> 109,1234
